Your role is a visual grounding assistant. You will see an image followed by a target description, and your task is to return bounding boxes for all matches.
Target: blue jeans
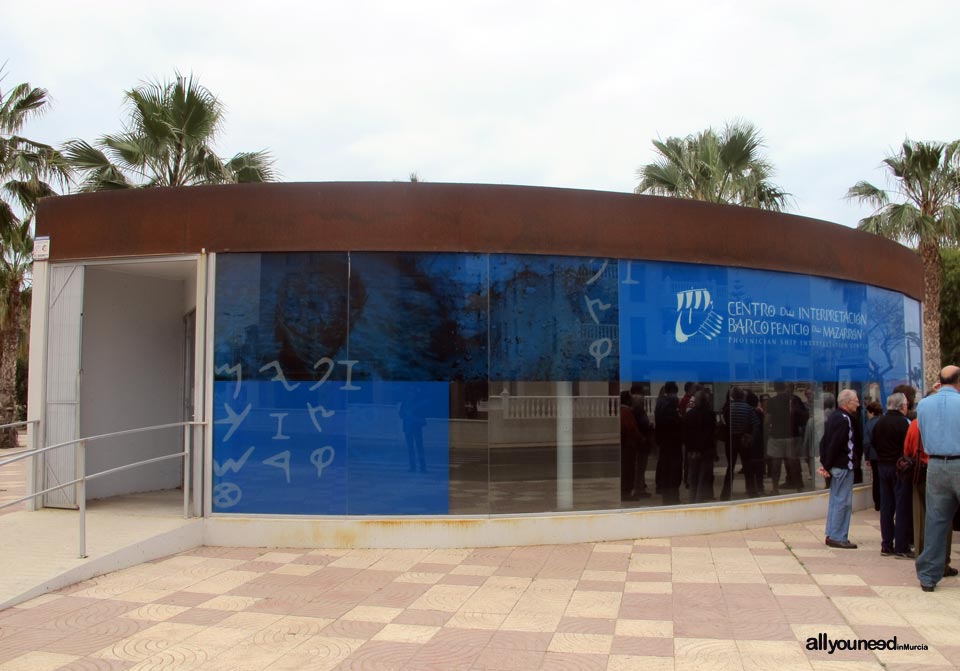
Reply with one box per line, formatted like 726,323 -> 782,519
916,459 -> 960,586
878,462 -> 912,553
825,467 -> 854,542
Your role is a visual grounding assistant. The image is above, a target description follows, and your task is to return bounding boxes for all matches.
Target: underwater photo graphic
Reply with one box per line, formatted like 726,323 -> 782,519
489,254 -> 619,381
348,253 -> 488,381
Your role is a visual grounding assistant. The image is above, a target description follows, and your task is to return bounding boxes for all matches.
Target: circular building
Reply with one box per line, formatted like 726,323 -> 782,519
27,183 -> 923,547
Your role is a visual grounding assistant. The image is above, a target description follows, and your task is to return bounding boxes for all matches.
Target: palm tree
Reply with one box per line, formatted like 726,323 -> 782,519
1,72 -> 71,235
847,140 -> 960,387
0,220 -> 33,446
64,72 -> 275,190
635,120 -> 789,211
1,70 -> 71,446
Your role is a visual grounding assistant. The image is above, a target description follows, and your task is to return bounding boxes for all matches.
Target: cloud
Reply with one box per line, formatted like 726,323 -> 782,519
3,0 -> 958,227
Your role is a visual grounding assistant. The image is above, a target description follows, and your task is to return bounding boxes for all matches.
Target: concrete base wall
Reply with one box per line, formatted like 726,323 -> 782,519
203,486 -> 870,549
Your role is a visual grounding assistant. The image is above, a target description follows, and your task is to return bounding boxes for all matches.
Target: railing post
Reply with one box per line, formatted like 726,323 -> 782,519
77,440 -> 87,559
556,383 -> 574,510
27,420 -> 38,512
182,424 -> 190,519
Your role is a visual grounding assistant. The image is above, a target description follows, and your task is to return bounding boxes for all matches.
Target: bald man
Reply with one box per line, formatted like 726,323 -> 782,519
819,389 -> 861,549
915,365 -> 960,592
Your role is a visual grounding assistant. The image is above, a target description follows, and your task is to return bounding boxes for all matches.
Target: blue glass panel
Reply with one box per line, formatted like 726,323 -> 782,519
903,296 -> 923,389
211,380 -> 349,514
865,284 -> 912,395
214,252 -> 456,515
619,259 -> 907,384
490,255 -> 618,381
348,253 -> 488,381
214,253 -> 351,383
346,381 -> 450,514
211,378 -> 450,514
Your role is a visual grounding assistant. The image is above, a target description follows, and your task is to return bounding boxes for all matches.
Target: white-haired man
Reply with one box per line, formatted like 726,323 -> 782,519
872,392 -> 913,558
819,389 -> 861,549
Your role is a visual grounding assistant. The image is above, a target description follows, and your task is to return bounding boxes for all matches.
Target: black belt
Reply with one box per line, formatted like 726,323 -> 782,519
928,454 -> 960,461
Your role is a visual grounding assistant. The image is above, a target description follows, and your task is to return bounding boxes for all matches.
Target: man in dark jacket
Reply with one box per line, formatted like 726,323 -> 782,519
872,392 -> 913,558
683,389 -> 717,503
655,382 -> 683,505
819,389 -> 861,549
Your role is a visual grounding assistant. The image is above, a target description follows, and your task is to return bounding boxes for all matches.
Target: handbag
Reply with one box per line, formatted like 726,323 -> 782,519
896,454 -> 927,484
895,454 -> 916,481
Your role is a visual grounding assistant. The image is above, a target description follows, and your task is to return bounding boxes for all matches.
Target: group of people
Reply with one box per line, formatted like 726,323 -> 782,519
619,380 -> 820,505
821,366 -> 960,593
619,382 -> 697,505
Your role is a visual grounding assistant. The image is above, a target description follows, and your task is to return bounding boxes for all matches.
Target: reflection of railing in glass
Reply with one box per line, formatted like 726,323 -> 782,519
501,395 -> 619,420
578,323 -> 619,341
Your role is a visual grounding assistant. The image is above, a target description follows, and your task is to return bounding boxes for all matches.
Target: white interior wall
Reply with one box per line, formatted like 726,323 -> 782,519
184,271 -> 197,313
80,267 -> 186,499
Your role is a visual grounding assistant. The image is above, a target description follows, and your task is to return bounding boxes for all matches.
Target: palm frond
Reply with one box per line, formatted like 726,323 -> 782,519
635,120 -> 786,210
68,72 -> 273,190
845,181 -> 888,208
224,150 -> 276,183
0,82 -> 50,134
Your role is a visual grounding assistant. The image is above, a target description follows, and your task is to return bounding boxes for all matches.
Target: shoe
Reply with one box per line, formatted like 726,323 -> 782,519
944,566 -> 959,577
895,551 -> 916,560
881,548 -> 894,557
921,584 -> 936,592
825,538 -> 858,549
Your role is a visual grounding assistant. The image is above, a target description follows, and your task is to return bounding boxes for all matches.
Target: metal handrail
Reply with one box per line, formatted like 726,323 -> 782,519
0,420 -> 38,430
0,420 -> 199,469
0,420 -> 206,558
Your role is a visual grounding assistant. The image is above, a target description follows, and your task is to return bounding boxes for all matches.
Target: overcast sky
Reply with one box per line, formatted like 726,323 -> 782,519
4,0 -> 958,228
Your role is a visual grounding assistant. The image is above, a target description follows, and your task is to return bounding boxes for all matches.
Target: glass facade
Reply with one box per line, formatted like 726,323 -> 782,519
212,252 -> 921,515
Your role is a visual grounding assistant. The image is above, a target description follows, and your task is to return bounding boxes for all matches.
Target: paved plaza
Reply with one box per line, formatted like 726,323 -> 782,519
3,442 -> 960,670
0,505 -> 958,670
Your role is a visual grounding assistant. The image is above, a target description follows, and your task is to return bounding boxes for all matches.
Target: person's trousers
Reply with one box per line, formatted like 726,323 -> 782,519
914,476 -> 953,570
621,446 -> 637,496
687,452 -> 714,503
878,462 -> 913,553
720,436 -> 748,498
636,448 -> 650,493
916,459 -> 960,587
825,467 -> 854,542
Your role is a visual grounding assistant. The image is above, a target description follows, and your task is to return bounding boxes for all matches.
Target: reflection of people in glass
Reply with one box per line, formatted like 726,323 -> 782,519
684,389 -> 717,503
655,382 -> 683,505
766,382 -> 808,494
802,393 -> 835,490
620,391 -> 641,501
746,392 -> 766,496
863,400 -> 882,510
722,388 -> 760,499
400,392 -> 428,473
631,385 -> 653,498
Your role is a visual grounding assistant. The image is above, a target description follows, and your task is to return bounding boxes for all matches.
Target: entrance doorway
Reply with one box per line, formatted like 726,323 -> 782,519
39,258 -> 203,509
